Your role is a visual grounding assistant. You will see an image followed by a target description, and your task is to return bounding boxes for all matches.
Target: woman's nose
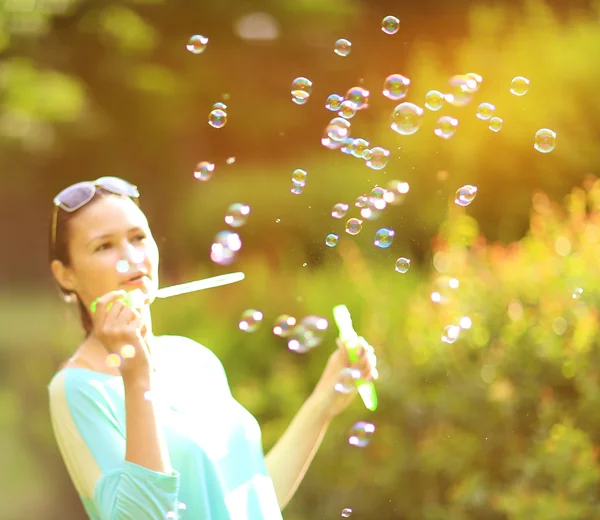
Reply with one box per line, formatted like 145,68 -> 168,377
123,243 -> 145,266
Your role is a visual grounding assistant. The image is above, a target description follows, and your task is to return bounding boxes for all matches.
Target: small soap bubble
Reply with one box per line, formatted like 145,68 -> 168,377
374,228 -> 394,248
273,315 -> 297,337
326,117 -> 351,141
290,185 -> 304,195
465,72 -> 483,85
424,90 -> 444,111
434,116 -> 459,139
355,195 -> 368,208
395,257 -> 410,273
288,316 -> 329,353
431,276 -> 459,304
212,102 -> 227,111
361,203 -> 381,221
335,368 -> 361,394
225,156 -> 236,165
510,76 -> 529,96
291,77 -> 312,103
238,309 -> 263,332
292,168 -> 308,186
345,87 -> 369,110
382,74 -> 410,101
116,260 -> 130,274
348,421 -> 375,447
210,230 -> 242,265
339,100 -> 357,119
476,102 -> 495,120
366,146 -> 390,170
208,109 -> 227,128
572,287 -> 583,299
362,149 -> 373,161
459,316 -> 472,329
334,38 -> 352,57
488,117 -> 503,132
292,96 -> 308,106
224,203 -> 251,227
455,185 -> 477,206
193,161 -> 215,181
331,203 -> 349,219
534,128 -> 556,153
325,233 -> 339,247
441,325 -> 461,344
325,94 -> 344,111
369,187 -> 388,210
381,15 -> 400,34
186,34 -> 208,54
350,138 -> 369,158
445,75 -> 478,107
391,102 -> 424,136
345,218 -> 363,235
341,509 -> 353,518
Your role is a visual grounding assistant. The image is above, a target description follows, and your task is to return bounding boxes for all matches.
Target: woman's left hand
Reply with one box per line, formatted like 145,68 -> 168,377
309,337 -> 378,420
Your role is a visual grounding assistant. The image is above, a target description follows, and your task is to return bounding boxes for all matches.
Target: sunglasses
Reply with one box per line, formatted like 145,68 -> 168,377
50,176 -> 140,259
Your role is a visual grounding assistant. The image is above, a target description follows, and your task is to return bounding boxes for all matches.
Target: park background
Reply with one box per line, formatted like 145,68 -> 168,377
1,0 -> 600,518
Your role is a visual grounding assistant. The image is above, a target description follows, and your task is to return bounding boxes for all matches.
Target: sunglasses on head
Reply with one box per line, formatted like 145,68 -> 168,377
50,176 -> 140,259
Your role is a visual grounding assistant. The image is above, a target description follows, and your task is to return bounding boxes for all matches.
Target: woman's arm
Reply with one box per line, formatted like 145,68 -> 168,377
265,395 -> 331,510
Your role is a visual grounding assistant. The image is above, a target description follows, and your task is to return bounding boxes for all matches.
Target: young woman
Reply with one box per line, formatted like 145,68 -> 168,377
47,177 -> 377,520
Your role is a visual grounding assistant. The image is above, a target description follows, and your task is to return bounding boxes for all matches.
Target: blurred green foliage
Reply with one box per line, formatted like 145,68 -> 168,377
2,0 -> 600,519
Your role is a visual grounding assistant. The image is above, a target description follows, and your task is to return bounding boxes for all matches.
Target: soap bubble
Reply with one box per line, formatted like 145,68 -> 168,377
224,203 -> 251,227
345,218 -> 363,235
350,138 -> 369,158
383,74 -> 410,101
210,230 -> 242,265
273,315 -> 297,337
381,15 -> 400,34
335,368 -> 361,394
208,109 -> 227,128
325,94 -> 344,111
391,102 -> 424,135
339,100 -> 357,119
348,421 -> 375,447
334,38 -> 352,57
291,77 -> 312,103
288,315 -> 329,353
441,325 -> 461,344
395,257 -> 411,273
331,203 -> 349,219
510,76 -> 529,96
476,102 -> 495,121
186,35 -> 208,54
455,185 -> 478,206
341,508 -> 353,518
345,87 -> 370,110
424,90 -> 444,111
366,146 -> 390,170
534,128 -> 556,153
325,233 -> 339,247
238,309 -> 263,332
434,116 -> 458,139
292,168 -> 308,186
488,117 -> 503,132
374,228 -> 395,248
326,117 -> 351,141
193,161 -> 215,181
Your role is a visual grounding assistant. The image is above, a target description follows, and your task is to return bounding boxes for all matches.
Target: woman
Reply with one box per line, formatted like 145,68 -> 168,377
47,177 -> 377,520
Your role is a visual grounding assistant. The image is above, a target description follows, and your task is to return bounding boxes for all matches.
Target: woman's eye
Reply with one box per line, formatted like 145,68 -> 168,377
95,243 -> 111,252
133,234 -> 147,242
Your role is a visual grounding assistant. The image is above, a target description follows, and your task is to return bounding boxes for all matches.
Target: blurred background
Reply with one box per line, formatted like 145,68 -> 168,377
1,0 -> 600,518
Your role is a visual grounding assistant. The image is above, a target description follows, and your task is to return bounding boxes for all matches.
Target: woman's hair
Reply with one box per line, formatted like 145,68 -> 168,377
50,188 -> 139,337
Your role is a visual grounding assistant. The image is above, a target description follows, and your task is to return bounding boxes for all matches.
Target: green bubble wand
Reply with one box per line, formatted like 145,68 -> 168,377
332,304 -> 378,411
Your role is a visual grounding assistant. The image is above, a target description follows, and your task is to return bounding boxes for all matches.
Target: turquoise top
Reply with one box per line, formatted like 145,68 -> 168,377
48,335 -> 283,520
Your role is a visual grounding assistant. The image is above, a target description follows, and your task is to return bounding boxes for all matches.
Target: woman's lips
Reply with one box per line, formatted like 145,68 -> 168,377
122,276 -> 149,287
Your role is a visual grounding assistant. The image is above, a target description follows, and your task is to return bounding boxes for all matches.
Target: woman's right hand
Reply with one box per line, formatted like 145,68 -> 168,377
91,290 -> 152,377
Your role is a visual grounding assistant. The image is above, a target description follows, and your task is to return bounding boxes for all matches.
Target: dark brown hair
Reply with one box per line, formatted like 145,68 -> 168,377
50,188 -> 139,337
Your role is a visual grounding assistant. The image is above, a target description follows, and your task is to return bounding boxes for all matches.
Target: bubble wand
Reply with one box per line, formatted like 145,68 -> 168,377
332,304 -> 378,411
91,272 -> 245,312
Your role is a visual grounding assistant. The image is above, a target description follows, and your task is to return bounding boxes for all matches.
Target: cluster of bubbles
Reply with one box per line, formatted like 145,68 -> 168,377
238,311 -> 331,354
209,202 -> 252,265
166,502 -> 188,520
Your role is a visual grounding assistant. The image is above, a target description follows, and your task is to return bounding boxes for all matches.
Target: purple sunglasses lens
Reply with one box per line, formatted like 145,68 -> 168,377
56,184 -> 96,211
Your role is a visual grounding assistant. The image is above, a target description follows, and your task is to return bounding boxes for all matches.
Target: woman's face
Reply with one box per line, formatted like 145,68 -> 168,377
52,195 -> 160,310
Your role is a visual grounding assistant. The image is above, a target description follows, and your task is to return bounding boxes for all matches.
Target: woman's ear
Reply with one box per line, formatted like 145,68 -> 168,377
51,259 -> 76,293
